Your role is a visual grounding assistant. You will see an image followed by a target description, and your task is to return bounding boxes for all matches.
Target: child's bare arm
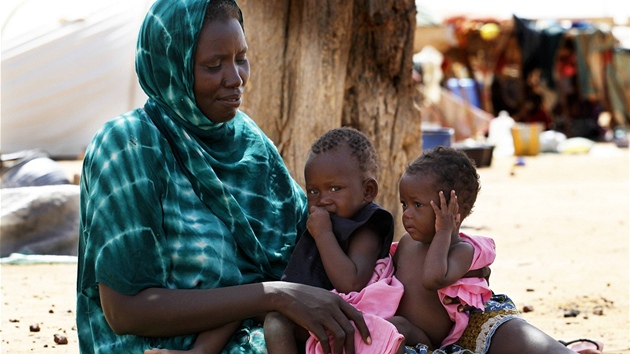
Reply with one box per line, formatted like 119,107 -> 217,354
308,206 -> 381,293
422,190 -> 474,290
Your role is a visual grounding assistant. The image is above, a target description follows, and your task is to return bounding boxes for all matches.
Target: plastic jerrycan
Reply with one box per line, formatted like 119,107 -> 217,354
487,111 -> 515,157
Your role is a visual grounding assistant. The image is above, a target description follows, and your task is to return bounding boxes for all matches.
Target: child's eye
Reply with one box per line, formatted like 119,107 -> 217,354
330,186 -> 341,192
307,189 -> 319,195
414,202 -> 423,208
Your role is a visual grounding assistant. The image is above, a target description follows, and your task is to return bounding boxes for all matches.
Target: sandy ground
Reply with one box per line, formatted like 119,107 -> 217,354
1,143 -> 629,353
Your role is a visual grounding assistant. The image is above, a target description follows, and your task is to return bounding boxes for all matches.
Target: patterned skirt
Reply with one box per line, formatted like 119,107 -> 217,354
403,293 -> 521,354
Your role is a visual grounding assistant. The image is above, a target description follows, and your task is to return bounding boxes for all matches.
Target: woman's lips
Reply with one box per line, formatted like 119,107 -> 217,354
218,95 -> 241,108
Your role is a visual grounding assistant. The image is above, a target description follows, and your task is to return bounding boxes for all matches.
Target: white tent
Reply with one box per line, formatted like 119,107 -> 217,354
1,0 -> 153,158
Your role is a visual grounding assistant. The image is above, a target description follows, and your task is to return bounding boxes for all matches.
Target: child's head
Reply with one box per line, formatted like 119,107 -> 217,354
401,146 -> 480,221
304,127 -> 379,219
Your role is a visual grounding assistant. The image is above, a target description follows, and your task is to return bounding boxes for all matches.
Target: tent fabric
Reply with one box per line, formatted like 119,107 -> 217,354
513,15 -> 566,89
1,0 -> 152,158
607,49 -> 630,121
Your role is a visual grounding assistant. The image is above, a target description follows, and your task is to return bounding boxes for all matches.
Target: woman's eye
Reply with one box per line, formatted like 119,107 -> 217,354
206,64 -> 221,72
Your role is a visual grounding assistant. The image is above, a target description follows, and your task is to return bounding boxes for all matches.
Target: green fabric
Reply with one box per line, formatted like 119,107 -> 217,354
76,0 -> 308,352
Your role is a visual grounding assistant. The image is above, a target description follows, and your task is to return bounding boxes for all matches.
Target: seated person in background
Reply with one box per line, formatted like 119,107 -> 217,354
521,93 -> 553,130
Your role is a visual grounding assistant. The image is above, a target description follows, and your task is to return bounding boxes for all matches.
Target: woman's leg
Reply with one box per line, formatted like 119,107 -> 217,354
486,318 -> 575,354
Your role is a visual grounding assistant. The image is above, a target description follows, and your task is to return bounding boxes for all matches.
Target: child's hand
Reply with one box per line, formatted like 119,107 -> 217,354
430,190 -> 461,236
306,206 -> 334,239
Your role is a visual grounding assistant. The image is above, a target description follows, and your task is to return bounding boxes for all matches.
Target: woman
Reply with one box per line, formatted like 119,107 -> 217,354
76,0 -> 600,353
76,1 -> 369,353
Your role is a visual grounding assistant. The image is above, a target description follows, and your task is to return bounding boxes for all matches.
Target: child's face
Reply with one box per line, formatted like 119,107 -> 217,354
304,146 -> 368,219
399,172 -> 440,243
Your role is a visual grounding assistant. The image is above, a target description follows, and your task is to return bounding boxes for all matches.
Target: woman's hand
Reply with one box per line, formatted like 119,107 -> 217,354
268,282 -> 371,354
443,266 -> 492,311
465,266 -> 491,284
442,296 -> 475,312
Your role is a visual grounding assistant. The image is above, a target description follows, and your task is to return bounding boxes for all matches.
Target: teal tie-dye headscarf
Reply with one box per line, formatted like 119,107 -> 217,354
136,0 -> 244,133
77,0 -> 307,352
136,0 -> 303,280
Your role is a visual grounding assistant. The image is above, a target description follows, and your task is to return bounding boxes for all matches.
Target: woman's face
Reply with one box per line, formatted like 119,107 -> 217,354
193,18 -> 250,123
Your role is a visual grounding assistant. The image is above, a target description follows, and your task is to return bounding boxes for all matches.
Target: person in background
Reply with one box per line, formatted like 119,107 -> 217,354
521,93 -> 553,130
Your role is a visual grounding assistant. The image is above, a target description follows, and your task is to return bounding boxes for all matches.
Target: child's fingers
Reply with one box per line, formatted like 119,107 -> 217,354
439,190 -> 448,210
451,190 -> 459,214
430,197 -> 440,214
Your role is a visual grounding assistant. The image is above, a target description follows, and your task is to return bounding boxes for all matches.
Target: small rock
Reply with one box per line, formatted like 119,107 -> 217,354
563,308 -> 580,317
593,306 -> 604,316
526,288 -> 535,292
53,334 -> 68,345
9,319 -> 19,323
29,324 -> 40,332
522,305 -> 534,313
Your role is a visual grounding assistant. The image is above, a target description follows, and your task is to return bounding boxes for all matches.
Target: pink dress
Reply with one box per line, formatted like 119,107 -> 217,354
388,233 -> 496,348
438,233 -> 496,347
304,256 -> 405,354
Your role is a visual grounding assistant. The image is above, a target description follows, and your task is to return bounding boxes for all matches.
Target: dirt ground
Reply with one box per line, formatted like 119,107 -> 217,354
1,142 -> 628,353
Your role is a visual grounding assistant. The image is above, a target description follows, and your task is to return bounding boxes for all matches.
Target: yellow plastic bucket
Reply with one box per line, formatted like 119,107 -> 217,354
511,123 -> 543,156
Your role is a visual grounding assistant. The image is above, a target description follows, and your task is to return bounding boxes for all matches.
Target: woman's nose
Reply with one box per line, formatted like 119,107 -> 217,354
223,64 -> 244,87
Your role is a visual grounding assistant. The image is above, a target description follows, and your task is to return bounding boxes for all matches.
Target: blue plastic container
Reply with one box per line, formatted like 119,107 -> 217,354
446,78 -> 481,108
422,127 -> 454,150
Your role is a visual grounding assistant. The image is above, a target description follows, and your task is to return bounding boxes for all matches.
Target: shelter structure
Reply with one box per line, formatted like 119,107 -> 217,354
1,0 -> 152,158
413,14 -> 630,141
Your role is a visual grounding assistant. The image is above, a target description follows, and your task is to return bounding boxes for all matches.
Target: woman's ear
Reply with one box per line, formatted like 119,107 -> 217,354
362,177 -> 378,203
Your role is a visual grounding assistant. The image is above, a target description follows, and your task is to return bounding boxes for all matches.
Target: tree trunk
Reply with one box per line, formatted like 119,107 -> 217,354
342,1 -> 419,236
240,0 -> 419,237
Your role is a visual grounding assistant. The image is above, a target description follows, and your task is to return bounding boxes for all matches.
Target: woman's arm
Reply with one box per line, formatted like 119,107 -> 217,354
99,281 -> 371,354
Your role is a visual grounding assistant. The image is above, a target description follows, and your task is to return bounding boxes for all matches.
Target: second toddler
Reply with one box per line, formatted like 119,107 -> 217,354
390,146 -> 496,353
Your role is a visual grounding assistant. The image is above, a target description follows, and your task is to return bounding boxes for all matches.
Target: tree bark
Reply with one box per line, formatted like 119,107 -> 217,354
240,0 -> 419,237
342,0 -> 419,235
